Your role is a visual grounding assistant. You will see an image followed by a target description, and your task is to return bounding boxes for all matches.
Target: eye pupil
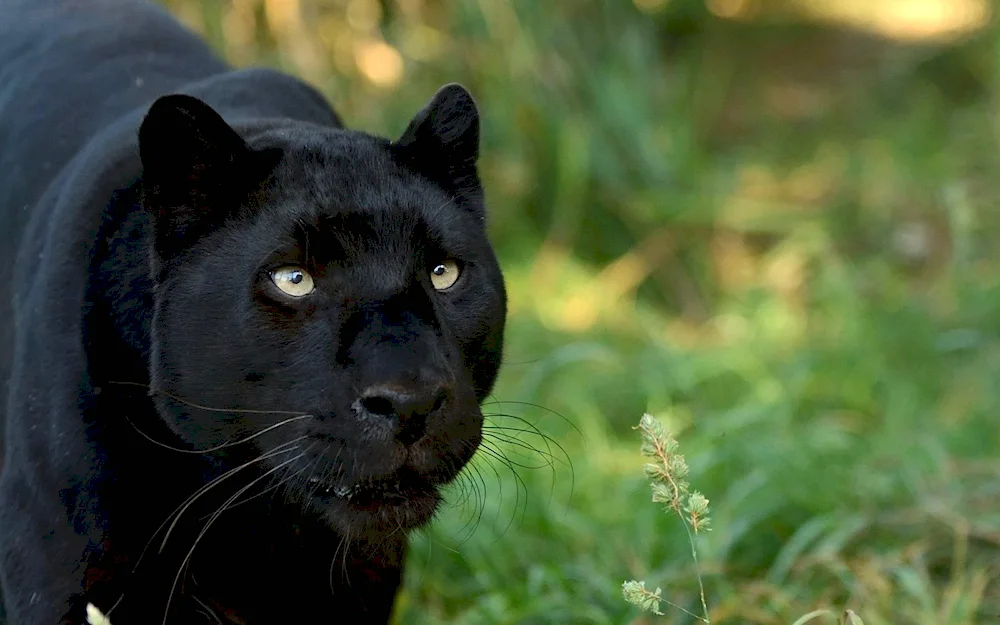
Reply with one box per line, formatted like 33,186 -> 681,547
289,272 -> 303,284
433,265 -> 447,276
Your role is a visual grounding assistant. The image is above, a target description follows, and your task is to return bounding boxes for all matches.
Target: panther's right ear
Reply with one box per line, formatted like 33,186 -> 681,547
139,94 -> 270,259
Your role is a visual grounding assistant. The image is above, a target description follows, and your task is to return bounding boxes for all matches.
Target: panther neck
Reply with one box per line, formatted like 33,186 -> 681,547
88,185 -> 155,369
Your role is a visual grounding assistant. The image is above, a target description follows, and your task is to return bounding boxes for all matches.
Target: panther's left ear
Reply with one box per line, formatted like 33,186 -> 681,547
391,83 -> 482,205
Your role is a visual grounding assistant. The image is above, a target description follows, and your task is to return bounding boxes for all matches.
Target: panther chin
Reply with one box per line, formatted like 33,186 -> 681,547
309,470 -> 445,537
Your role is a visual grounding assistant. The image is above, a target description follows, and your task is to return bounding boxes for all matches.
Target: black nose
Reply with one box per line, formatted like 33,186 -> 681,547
359,383 -> 448,444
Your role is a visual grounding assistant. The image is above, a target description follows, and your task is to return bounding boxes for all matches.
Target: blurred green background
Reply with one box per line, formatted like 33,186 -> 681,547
157,0 -> 1000,622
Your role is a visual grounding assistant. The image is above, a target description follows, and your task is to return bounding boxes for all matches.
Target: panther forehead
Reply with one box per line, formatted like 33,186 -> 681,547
247,168 -> 481,263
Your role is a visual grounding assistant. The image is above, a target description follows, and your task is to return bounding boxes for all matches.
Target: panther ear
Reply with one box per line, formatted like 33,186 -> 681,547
391,83 -> 482,206
139,94 -> 258,258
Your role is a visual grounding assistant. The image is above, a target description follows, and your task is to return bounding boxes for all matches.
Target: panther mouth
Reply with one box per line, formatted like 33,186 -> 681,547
307,471 -> 438,511
308,478 -> 359,500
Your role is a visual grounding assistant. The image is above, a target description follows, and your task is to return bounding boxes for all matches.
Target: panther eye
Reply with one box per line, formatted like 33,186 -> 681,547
430,260 -> 460,291
270,266 -> 314,297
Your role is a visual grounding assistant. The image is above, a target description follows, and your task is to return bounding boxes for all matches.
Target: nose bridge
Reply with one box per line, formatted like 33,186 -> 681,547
357,254 -> 412,301
345,291 -> 454,446
340,288 -> 449,385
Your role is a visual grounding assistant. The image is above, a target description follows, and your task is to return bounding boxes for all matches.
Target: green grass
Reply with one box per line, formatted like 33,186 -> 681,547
160,0 -> 1000,622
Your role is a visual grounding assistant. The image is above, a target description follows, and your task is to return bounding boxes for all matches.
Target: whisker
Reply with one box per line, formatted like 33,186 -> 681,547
452,443 -> 486,536
107,380 -> 312,416
476,442 -> 530,538
452,438 -> 497,543
330,536 -> 346,594
452,468 -> 479,510
125,413 -> 314,455
163,452 -> 306,625
314,448 -> 343,492
159,439 -> 307,551
330,527 -> 353,593
107,439 -> 304,620
483,412 -> 571,460
198,442 -> 318,516
482,430 -> 561,467
483,410 -> 576,506
303,444 -> 332,499
192,596 -> 223,625
462,443 -> 513,542
483,398 -> 582,436
477,439 -> 557,471
465,443 -> 491,539
452,459 -> 489,546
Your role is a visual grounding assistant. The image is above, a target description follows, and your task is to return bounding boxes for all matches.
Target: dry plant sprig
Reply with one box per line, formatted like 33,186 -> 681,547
622,413 -> 711,623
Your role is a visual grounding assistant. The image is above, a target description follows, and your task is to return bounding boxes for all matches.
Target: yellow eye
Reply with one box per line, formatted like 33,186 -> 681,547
270,266 -> 314,297
430,260 -> 460,291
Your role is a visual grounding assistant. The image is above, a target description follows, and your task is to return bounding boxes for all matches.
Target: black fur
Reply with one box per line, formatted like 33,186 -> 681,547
0,0 -> 507,623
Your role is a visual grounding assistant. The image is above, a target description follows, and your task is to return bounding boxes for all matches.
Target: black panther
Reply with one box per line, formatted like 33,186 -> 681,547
0,0 -> 506,622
